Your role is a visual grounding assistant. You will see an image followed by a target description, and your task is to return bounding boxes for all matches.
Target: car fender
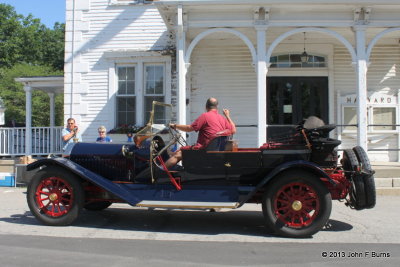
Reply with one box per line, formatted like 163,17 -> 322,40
238,160 -> 334,207
27,157 -> 141,206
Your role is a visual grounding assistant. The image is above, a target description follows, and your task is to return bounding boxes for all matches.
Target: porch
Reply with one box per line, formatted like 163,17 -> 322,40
0,126 -> 63,157
0,76 -> 64,158
154,1 -> 400,162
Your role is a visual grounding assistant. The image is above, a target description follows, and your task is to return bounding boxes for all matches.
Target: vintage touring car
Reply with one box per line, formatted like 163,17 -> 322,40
26,102 -> 376,238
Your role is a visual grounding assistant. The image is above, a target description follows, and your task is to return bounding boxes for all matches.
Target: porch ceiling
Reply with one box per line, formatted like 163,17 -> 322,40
156,1 -> 400,27
155,1 -> 400,47
14,76 -> 64,94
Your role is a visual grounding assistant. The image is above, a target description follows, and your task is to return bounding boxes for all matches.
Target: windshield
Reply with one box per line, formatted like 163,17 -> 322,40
135,101 -> 172,140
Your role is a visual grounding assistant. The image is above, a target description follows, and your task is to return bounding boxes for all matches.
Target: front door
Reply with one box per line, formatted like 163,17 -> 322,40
267,77 -> 328,138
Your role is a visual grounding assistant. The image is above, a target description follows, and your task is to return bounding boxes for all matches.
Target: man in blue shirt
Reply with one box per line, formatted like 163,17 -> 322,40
62,118 -> 82,150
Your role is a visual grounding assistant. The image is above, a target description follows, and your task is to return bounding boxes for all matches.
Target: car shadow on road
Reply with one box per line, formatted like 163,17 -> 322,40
1,206 -> 353,238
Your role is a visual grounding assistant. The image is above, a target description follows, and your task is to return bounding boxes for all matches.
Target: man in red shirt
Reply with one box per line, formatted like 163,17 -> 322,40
165,97 -> 236,168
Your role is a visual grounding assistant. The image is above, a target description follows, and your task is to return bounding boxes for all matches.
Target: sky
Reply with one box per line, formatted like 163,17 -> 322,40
0,0 -> 65,28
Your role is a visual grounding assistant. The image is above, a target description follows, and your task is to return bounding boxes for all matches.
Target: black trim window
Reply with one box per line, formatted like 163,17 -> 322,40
117,66 -> 136,126
270,54 -> 326,68
144,65 -> 164,123
116,64 -> 166,127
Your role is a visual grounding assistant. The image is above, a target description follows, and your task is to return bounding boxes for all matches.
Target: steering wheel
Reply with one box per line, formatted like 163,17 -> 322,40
168,125 -> 188,147
152,130 -> 181,159
149,129 -> 182,182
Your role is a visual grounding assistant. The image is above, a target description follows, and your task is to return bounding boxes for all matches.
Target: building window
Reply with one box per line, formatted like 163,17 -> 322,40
270,54 -> 326,68
144,65 -> 164,123
116,64 -> 166,127
116,66 -> 136,126
342,106 -> 397,132
372,107 -> 396,131
343,106 -> 357,132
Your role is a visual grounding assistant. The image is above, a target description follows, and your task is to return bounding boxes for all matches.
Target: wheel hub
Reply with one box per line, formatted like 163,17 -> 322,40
291,200 -> 302,211
49,193 -> 58,202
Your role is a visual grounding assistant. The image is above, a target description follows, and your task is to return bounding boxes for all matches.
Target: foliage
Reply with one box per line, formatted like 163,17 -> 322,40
0,4 -> 65,70
0,4 -> 65,127
108,125 -> 144,134
0,64 -> 64,127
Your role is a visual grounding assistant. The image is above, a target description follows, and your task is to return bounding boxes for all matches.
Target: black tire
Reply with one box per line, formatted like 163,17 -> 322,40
84,201 -> 112,211
262,170 -> 332,238
341,149 -> 359,173
342,149 -> 366,210
27,166 -> 84,226
353,146 -> 376,209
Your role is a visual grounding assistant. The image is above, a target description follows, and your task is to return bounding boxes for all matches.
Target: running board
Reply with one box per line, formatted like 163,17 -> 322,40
136,201 -> 239,209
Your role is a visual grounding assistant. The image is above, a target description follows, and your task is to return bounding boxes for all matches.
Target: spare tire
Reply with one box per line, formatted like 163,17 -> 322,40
353,146 -> 376,209
342,149 -> 366,210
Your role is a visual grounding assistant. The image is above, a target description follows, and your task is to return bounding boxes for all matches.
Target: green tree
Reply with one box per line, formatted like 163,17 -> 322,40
0,3 -> 65,126
0,64 -> 63,127
0,4 -> 65,70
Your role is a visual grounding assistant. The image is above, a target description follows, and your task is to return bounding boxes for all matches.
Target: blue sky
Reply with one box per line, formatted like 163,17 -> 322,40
1,0 -> 65,28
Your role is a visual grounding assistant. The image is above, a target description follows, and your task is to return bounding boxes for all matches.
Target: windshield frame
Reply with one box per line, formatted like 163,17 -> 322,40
134,101 -> 172,145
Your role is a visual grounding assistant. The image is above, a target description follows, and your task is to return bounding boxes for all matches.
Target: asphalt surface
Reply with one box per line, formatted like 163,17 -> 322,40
0,187 -> 399,266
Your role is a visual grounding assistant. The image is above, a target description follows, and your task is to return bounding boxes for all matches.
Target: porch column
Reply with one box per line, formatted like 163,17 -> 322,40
176,4 -> 187,126
354,26 -> 368,151
48,92 -> 55,152
256,26 -> 268,147
24,85 -> 32,155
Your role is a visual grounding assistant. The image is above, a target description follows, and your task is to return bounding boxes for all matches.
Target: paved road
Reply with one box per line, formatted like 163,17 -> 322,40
0,187 -> 399,266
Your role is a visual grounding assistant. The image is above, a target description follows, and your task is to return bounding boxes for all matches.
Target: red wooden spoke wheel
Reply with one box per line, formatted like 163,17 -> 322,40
262,170 -> 332,238
27,167 -> 84,226
35,176 -> 74,217
273,182 -> 320,228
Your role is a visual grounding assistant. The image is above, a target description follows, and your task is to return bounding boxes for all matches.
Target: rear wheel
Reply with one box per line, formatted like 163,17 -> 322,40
262,170 -> 332,238
342,149 -> 366,210
27,166 -> 84,226
353,146 -> 376,209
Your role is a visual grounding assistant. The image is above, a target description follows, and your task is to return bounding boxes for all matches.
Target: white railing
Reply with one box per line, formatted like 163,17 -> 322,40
0,127 -> 63,156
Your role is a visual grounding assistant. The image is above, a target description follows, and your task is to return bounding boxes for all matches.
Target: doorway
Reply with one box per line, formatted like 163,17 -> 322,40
267,77 -> 328,138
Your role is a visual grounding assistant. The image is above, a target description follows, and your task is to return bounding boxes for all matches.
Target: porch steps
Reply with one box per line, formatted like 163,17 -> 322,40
372,162 -> 400,196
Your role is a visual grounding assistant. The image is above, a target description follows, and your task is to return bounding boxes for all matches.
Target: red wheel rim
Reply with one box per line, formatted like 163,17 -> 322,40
35,177 -> 74,217
273,182 -> 320,228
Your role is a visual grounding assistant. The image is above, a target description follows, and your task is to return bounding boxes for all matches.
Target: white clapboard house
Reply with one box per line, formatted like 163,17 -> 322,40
11,0 -> 400,162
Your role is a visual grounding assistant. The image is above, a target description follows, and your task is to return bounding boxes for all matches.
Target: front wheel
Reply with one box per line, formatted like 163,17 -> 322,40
262,170 -> 332,238
27,166 -> 84,226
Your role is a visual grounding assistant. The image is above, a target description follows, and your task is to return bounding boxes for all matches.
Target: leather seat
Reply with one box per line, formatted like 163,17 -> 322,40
205,136 -> 229,151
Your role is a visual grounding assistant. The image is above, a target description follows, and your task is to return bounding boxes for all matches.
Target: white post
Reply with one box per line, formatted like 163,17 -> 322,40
336,90 -> 342,142
354,26 -> 368,151
24,85 -> 32,155
397,89 -> 400,162
256,26 -> 267,147
176,4 -> 187,126
48,92 -> 55,153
